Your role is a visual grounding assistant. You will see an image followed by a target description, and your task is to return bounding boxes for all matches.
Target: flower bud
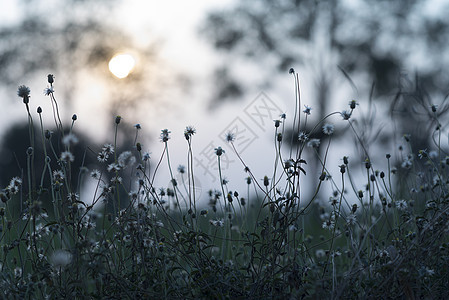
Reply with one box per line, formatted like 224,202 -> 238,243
47,74 -> 54,84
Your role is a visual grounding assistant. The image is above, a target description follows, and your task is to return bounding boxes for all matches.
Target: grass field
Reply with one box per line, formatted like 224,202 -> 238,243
1,72 -> 448,299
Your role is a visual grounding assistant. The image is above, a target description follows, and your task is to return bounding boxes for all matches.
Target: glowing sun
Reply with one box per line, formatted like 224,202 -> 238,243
108,53 -> 136,78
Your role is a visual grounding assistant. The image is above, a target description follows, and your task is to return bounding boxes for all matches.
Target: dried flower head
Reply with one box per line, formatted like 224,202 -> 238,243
341,110 -> 351,120
303,105 -> 312,115
17,85 -> 30,98
90,169 -> 101,179
160,129 -> 171,142
50,250 -> 72,269
44,86 -> 54,96
322,123 -> 334,135
225,131 -> 235,142
307,138 -> 320,148
62,133 -> 79,147
102,143 -> 115,155
184,126 -> 196,139
214,146 -> 225,156
60,151 -> 74,162
298,131 -> 309,142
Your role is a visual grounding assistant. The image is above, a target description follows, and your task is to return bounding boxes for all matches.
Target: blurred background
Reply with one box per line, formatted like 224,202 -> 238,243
1,0 -> 449,203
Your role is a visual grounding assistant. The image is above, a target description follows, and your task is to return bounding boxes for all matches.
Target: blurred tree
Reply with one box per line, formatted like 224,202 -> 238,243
201,0 -> 449,189
201,0 -> 449,115
0,0 -> 173,118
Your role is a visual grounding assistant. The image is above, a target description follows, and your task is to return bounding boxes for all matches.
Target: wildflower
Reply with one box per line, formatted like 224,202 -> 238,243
331,251 -> 342,257
307,138 -> 320,148
329,197 -> 338,206
322,123 -> 334,135
289,224 -> 298,231
178,165 -> 185,174
289,68 -> 295,74
128,191 -> 138,200
118,151 -> 135,168
303,105 -> 312,115
280,113 -> 287,119
425,267 -> 435,276
263,176 -> 269,187
107,163 -> 121,173
214,146 -> 225,156
395,199 -> 407,211
50,250 -> 72,269
9,177 -> 22,188
17,85 -> 30,99
316,249 -> 325,258
62,133 -> 79,146
115,116 -> 122,124
90,169 -> 101,179
349,100 -> 358,109
160,129 -> 171,142
225,131 -> 235,142
97,151 -> 108,163
111,175 -> 122,185
43,86 -> 54,96
60,151 -> 74,162
273,119 -> 281,128
6,177 -> 22,195
99,145 -> 113,157
298,131 -> 309,142
401,158 -> 412,169
340,110 -> 351,120
346,214 -> 357,226
134,123 -> 141,129
53,170 -> 64,187
284,159 -> 294,169
209,219 -> 224,227
142,152 -> 151,161
322,219 -> 335,230
429,151 -> 438,159
418,149 -> 428,159
322,213 -> 335,230
67,193 -> 80,202
184,126 -> 196,140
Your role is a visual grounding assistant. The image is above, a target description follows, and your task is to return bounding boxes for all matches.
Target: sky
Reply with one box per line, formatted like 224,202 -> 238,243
0,0 -> 306,204
1,0 -> 445,207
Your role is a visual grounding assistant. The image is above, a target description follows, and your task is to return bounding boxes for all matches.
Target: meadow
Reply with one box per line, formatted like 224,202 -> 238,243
1,71 -> 448,299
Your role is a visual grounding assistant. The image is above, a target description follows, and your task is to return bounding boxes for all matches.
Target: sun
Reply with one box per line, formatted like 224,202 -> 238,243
108,53 -> 136,78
